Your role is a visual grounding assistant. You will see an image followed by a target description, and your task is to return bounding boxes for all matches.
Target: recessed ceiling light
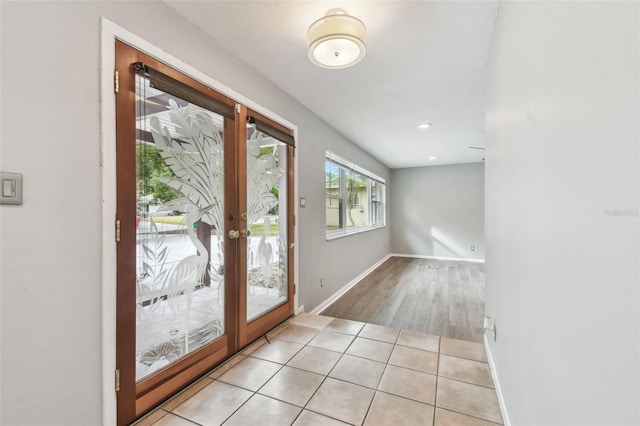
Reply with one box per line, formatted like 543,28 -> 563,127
429,156 -> 437,160
418,123 -> 432,129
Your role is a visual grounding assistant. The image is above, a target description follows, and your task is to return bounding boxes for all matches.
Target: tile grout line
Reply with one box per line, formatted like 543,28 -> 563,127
294,322 -> 352,425
131,408 -> 169,426
231,335 -> 343,425
151,352 -> 248,420
351,322 -> 377,425
215,339 -> 307,426
432,335 -> 441,426
151,315 -> 496,426
437,407 -> 504,425
165,410 -> 205,426
270,317 -> 344,423
373,389 -> 436,408
437,375 -> 497,390
160,379 -> 209,412
223,361 -> 283,423
297,321 -> 396,425
359,323 -> 402,425
434,338 -> 506,425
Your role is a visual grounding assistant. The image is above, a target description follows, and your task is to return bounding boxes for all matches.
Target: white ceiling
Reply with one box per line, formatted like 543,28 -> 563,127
165,1 -> 499,169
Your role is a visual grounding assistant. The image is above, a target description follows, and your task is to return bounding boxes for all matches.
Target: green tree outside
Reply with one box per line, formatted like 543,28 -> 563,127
137,144 -> 180,204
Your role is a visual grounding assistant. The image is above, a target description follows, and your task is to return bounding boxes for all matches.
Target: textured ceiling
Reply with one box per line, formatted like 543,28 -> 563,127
165,1 -> 499,169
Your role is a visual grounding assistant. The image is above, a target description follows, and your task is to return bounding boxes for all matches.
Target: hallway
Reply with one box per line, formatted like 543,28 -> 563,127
136,313 -> 502,426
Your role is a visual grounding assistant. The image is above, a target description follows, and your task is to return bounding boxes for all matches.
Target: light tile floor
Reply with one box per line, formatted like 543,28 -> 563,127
135,313 -> 503,426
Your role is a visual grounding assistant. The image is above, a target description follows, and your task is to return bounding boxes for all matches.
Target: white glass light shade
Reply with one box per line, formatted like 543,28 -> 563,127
307,8 -> 367,69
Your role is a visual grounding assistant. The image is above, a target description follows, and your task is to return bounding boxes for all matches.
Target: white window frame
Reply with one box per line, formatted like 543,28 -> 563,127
325,150 -> 386,240
370,179 -> 385,227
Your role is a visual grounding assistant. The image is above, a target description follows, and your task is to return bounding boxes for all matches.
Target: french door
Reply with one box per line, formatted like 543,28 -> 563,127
115,41 -> 295,425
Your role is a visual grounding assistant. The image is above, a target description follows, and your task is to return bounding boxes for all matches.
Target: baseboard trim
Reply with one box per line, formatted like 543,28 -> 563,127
484,335 -> 511,426
390,253 -> 485,263
310,254 -> 392,315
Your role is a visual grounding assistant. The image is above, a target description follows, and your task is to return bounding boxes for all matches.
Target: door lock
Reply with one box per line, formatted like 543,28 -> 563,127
240,212 -> 247,221
228,230 -> 240,239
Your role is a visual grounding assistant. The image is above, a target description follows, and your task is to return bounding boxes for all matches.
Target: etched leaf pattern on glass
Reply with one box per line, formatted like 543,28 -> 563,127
136,98 -> 225,381
246,129 -> 288,319
135,92 -> 290,378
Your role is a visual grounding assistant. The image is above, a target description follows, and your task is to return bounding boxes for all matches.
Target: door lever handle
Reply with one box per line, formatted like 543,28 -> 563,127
241,229 -> 251,238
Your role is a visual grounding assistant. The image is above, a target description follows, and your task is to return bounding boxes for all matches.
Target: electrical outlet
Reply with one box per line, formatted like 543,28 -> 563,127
484,315 -> 496,341
0,172 -> 23,205
320,279 -> 325,288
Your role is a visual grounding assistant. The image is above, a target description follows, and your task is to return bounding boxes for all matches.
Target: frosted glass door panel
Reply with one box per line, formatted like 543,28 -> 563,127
135,76 -> 225,381
246,129 -> 288,321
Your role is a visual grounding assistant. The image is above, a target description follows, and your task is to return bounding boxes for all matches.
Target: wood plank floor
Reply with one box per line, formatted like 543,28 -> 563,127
320,257 -> 486,343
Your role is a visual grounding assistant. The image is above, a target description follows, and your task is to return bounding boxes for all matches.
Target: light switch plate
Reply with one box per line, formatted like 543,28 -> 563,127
299,197 -> 306,208
0,172 -> 23,205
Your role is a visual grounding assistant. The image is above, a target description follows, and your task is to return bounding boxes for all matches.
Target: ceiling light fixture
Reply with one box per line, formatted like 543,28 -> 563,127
307,8 -> 367,69
418,123 -> 432,129
429,156 -> 437,160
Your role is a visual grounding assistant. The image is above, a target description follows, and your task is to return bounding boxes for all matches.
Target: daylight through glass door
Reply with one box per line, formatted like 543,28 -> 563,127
135,73 -> 226,381
116,41 -> 295,425
245,126 -> 289,320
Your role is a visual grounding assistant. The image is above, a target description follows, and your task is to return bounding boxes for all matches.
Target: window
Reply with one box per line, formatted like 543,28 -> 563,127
325,151 -> 386,238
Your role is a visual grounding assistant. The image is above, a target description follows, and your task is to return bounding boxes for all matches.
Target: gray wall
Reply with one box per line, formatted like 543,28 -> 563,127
390,163 -> 484,260
0,2 -> 389,424
485,2 -> 639,425
298,137 -> 390,313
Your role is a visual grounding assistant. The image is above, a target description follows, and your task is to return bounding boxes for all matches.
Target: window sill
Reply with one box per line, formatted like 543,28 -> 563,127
326,225 -> 386,241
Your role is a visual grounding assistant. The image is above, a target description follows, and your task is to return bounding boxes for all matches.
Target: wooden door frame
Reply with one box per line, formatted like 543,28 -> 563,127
101,20 -> 301,426
237,108 -> 297,347
115,41 -> 240,425
102,21 -> 299,425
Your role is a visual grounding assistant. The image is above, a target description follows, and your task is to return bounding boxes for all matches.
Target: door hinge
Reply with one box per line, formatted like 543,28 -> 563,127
114,70 -> 119,94
294,285 -> 296,295
235,103 -> 241,114
115,219 -> 121,242
115,369 -> 120,392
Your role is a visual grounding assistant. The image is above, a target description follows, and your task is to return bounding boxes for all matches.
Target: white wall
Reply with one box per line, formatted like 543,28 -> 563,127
390,163 -> 485,260
485,2 -> 639,425
0,2 -> 389,424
